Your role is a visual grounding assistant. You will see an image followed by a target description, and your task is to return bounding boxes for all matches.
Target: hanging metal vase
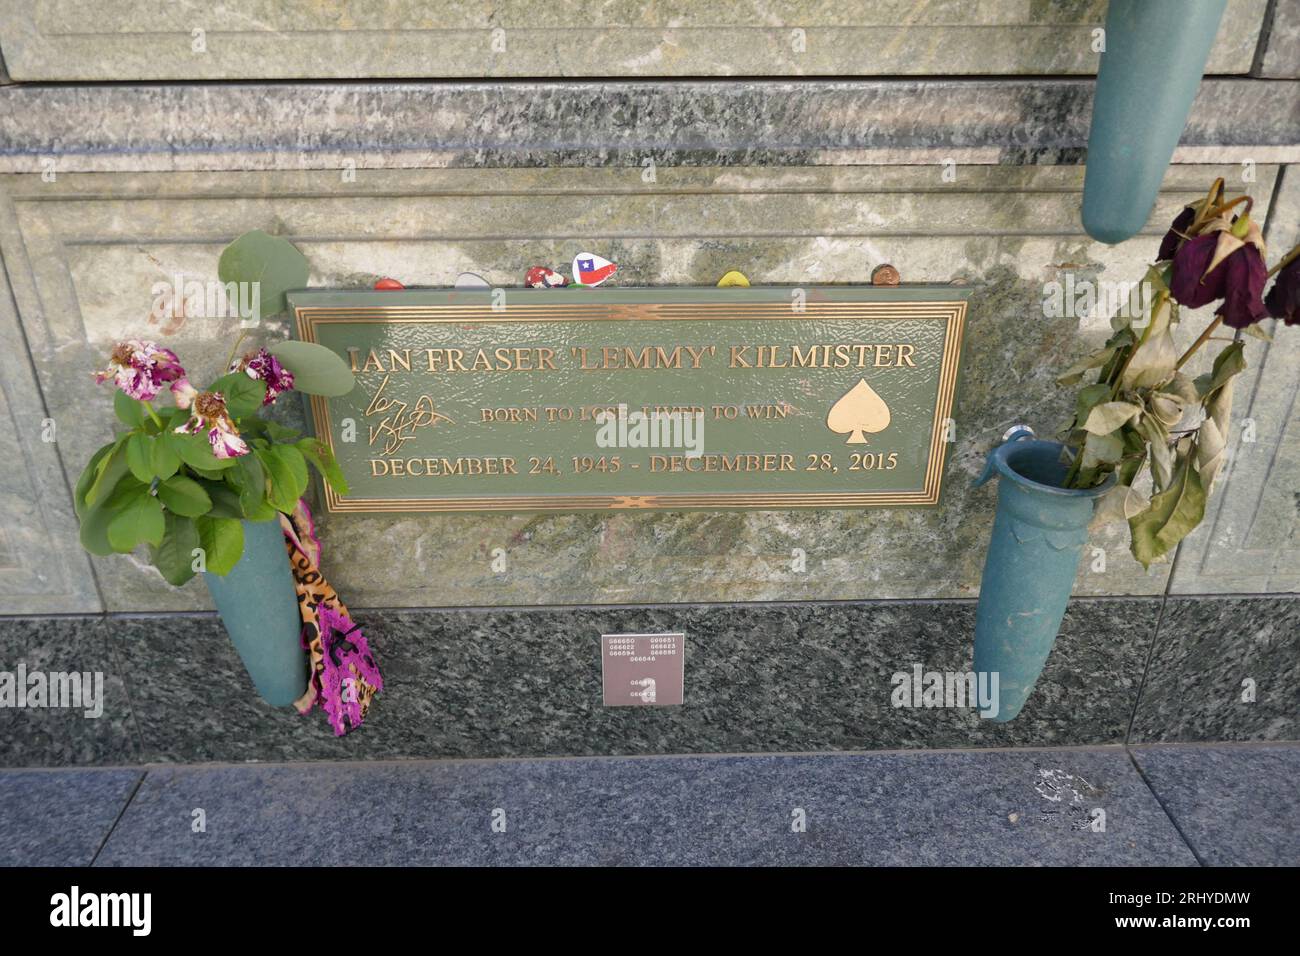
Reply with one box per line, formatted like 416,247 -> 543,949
1081,0 -> 1227,244
972,429 -> 1113,722
203,517 -> 307,707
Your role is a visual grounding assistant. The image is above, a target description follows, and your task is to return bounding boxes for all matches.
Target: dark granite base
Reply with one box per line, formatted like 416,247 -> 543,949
1131,745 -> 1300,866
1130,596 -> 1300,744
111,599 -> 1155,765
0,617 -> 140,765
93,749 -> 1195,867
1,595 -> 1294,767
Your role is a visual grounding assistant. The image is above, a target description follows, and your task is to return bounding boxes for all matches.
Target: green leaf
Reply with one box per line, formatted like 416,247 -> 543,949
231,453 -> 267,517
1081,430 -> 1124,470
1138,415 -> 1173,490
166,430 -> 238,471
125,432 -> 157,482
157,475 -> 212,517
83,439 -> 129,508
1129,455 -> 1206,569
1196,340 -> 1247,397
199,480 -> 245,519
296,437 -> 349,495
150,434 -> 181,480
268,340 -> 355,397
195,515 -> 245,576
257,443 -> 308,512
75,442 -> 116,517
78,471 -> 135,556
1084,401 -> 1142,435
1057,347 -> 1116,387
209,371 -> 267,420
1073,383 -> 1112,429
217,229 -> 309,320
149,513 -> 201,586
107,491 -> 165,552
114,390 -> 147,427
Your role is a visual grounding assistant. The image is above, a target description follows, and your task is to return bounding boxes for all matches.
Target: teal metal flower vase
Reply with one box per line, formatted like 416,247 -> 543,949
203,517 -> 306,707
972,430 -> 1113,722
1081,0 -> 1227,244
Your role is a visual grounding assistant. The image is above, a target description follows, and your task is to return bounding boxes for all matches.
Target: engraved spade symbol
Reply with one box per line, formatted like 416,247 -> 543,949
826,379 -> 891,444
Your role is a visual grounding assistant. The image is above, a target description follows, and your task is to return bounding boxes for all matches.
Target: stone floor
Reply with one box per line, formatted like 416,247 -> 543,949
0,744 -> 1295,866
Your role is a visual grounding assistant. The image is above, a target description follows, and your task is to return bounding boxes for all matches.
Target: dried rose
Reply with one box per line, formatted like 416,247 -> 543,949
1264,255 -> 1300,326
93,340 -> 184,401
1157,206 -> 1196,262
175,390 -> 249,459
230,347 -> 294,405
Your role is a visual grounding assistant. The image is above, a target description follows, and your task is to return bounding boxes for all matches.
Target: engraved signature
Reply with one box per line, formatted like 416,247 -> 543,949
364,374 -> 454,455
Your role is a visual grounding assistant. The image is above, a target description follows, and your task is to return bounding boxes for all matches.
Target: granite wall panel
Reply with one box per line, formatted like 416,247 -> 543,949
4,164 -> 1282,611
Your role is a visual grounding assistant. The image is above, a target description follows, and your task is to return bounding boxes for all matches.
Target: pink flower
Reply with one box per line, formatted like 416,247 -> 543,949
230,347 -> 294,405
94,340 -> 184,401
170,377 -> 199,409
174,390 -> 249,459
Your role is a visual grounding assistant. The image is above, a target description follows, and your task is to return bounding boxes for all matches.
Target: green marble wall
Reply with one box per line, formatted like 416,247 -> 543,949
2,162 -> 1289,613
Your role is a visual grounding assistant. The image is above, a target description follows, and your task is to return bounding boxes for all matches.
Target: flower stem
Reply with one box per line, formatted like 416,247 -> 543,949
224,330 -> 249,373
143,401 -> 164,429
1175,315 -> 1223,370
1267,242 -> 1300,278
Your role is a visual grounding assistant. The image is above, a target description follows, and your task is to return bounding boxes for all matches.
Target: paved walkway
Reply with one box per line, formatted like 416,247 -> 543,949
1,744 -> 1296,866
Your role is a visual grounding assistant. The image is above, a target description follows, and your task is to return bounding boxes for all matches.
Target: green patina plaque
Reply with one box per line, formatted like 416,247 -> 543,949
289,287 -> 968,513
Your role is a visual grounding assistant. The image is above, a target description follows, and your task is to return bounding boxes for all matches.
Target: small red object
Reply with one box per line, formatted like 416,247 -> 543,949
526,266 -> 568,289
374,277 -> 405,290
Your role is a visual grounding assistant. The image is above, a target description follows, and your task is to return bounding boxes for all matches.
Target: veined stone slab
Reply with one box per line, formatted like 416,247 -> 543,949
0,238 -> 101,614
0,163 -> 1281,610
0,80 -> 1297,175
0,0 -> 1266,81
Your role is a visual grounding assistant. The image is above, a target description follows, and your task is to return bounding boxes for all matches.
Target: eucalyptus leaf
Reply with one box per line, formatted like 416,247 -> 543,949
268,340 -> 355,397
217,230 -> 309,320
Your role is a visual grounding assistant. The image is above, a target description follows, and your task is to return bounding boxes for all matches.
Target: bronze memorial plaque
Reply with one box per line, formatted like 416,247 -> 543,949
288,287 -> 969,513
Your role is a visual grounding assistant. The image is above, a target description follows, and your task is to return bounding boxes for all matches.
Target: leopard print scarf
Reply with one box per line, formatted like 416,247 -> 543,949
281,499 -> 383,735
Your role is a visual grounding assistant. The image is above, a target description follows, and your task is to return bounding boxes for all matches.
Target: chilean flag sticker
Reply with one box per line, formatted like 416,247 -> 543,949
572,252 -> 617,287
